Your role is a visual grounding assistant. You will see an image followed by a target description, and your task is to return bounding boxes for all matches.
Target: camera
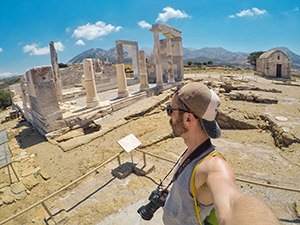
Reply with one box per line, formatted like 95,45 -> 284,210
137,187 -> 168,220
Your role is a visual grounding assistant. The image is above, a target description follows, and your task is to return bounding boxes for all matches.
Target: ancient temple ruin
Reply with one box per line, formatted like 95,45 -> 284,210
256,50 -> 291,79
9,23 -> 183,137
147,24 -> 184,84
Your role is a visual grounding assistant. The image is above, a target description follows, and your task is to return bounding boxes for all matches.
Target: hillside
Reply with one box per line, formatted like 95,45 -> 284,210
67,46 -> 300,69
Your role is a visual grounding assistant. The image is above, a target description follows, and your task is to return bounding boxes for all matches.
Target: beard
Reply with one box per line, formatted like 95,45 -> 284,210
169,115 -> 187,137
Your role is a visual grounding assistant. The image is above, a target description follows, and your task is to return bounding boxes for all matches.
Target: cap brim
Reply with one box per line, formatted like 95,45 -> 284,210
200,119 -> 222,139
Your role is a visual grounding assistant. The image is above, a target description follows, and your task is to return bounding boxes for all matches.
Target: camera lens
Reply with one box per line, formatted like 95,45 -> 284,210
137,201 -> 159,220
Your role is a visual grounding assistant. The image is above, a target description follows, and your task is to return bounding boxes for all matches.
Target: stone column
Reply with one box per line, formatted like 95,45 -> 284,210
139,50 -> 149,91
116,64 -> 129,98
166,36 -> 175,83
153,31 -> 163,87
49,41 -> 63,102
116,43 -> 124,64
176,37 -> 184,81
131,44 -> 140,80
20,75 -> 30,108
83,59 -> 100,108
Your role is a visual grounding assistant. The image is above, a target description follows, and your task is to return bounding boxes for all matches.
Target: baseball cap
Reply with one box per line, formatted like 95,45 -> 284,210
177,82 -> 222,138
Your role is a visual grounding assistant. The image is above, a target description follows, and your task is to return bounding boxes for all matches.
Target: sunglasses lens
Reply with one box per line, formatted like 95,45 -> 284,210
166,104 -> 172,116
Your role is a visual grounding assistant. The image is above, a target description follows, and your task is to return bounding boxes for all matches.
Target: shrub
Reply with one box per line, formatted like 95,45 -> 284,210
0,91 -> 11,109
58,63 -> 68,68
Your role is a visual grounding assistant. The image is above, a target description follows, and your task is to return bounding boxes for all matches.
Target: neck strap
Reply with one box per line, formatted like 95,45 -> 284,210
171,138 -> 212,183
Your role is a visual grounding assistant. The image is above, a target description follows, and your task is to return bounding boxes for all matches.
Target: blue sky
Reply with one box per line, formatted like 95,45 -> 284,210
0,0 -> 299,78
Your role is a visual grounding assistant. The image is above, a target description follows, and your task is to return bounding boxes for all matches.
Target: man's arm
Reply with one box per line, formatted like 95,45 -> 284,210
201,156 -> 279,225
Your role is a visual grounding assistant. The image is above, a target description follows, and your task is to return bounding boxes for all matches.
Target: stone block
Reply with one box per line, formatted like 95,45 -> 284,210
22,175 -> 39,190
40,170 -> 51,180
14,191 -> 27,200
11,182 -> 27,194
111,162 -> 137,179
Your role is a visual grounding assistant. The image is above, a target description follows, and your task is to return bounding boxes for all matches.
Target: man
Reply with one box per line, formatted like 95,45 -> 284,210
162,82 -> 279,225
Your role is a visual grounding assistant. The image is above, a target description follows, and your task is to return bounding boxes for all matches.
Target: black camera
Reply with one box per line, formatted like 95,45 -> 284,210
137,187 -> 168,220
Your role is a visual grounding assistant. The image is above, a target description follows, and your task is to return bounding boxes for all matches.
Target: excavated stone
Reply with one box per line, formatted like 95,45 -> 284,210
14,191 -> 27,200
22,175 -> 39,190
21,167 -> 40,177
1,189 -> 15,204
40,170 -> 51,180
11,182 -> 26,194
111,162 -> 137,179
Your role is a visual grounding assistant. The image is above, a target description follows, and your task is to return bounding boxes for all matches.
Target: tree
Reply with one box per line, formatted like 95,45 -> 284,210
187,60 -> 193,66
207,61 -> 213,65
247,51 -> 264,67
0,91 -> 11,109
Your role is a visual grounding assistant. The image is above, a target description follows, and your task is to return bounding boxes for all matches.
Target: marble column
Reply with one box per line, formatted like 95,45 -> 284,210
177,37 -> 184,81
166,36 -> 175,83
139,50 -> 149,91
116,64 -> 129,98
49,41 -> 63,102
153,31 -> 163,87
83,59 -> 101,108
116,43 -> 124,64
131,44 -> 140,80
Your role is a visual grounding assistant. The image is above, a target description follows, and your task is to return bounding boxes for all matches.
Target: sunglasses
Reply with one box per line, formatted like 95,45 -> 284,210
166,104 -> 196,117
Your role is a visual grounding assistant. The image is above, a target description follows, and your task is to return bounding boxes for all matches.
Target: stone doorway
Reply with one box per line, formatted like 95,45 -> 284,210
276,64 -> 282,77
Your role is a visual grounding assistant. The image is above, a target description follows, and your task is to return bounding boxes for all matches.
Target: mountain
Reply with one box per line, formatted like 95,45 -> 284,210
67,46 -> 300,69
269,47 -> 300,69
68,46 -> 134,64
182,47 -> 249,65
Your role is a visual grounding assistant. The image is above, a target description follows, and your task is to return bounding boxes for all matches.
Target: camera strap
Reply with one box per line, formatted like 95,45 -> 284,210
171,138 -> 212,183
162,138 -> 212,189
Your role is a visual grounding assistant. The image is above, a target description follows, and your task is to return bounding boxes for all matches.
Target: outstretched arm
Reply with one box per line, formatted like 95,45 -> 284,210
202,156 -> 279,225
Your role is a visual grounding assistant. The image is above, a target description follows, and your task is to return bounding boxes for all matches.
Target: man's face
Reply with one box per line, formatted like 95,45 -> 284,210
169,96 -> 188,137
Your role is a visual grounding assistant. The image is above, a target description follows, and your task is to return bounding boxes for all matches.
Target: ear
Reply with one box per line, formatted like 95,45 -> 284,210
184,113 -> 194,126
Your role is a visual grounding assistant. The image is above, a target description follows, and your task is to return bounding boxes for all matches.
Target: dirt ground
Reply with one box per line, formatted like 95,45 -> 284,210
0,72 -> 300,225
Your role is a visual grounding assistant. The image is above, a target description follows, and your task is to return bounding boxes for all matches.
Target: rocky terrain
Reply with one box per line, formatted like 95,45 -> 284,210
0,72 -> 300,225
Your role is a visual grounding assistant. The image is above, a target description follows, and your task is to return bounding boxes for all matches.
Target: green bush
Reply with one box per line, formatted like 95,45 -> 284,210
0,91 -> 11,109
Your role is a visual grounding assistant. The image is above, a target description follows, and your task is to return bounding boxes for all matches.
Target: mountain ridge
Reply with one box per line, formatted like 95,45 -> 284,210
67,46 -> 300,69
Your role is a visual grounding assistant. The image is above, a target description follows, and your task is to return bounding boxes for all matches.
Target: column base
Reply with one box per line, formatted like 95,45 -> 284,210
156,80 -> 164,87
140,84 -> 149,91
86,97 -> 101,108
118,90 -> 129,98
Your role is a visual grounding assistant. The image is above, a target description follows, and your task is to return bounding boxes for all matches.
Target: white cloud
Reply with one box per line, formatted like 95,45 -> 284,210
54,41 -> 65,51
229,7 -> 267,18
72,21 -> 122,40
0,72 -> 19,79
0,48 -> 3,53
156,7 -> 190,22
75,39 -> 85,46
23,41 -> 65,56
138,20 -> 152,29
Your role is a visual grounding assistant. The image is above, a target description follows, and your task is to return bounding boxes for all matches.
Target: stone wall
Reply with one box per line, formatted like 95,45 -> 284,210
24,66 -> 67,135
95,63 -> 117,92
60,64 -> 84,88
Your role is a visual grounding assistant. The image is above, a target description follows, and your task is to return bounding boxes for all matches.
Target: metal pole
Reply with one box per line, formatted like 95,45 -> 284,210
130,152 -> 133,163
117,155 -> 121,166
7,165 -> 12,184
10,164 -> 20,182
